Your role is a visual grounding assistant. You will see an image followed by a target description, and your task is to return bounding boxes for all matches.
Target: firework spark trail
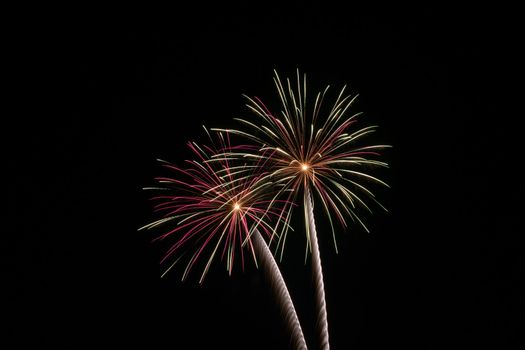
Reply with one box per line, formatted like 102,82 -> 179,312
306,187 -> 329,350
140,129 -> 307,348
214,69 -> 390,349
252,228 -> 307,350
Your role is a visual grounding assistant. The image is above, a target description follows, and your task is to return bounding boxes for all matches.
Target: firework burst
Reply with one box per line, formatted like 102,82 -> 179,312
215,69 -> 390,256
214,69 -> 390,349
139,129 -> 290,283
140,128 -> 308,348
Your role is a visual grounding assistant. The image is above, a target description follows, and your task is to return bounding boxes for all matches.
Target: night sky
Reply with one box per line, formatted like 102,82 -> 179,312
10,3 -> 522,349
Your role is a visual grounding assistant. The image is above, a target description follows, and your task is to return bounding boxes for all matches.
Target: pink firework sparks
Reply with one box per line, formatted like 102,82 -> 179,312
139,130 -> 291,283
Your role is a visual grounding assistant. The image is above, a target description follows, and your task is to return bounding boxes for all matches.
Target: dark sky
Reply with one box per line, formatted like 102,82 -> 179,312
10,3 -> 522,349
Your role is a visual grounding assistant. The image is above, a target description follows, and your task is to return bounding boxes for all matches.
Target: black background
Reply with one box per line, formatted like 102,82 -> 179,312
10,3 -> 522,349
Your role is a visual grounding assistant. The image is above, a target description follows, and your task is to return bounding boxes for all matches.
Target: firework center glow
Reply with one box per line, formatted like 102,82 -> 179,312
301,163 -> 309,171
233,203 -> 241,211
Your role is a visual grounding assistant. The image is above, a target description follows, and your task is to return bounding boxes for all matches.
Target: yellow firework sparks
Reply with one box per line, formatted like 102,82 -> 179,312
213,69 -> 390,258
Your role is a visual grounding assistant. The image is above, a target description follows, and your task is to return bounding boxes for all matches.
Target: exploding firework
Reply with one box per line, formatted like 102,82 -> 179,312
214,69 -> 390,349
216,70 -> 390,255
140,129 -> 307,348
139,129 -> 287,282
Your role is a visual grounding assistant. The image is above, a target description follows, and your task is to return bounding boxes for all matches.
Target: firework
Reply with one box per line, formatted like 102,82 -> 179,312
140,129 -> 307,349
214,70 -> 390,349
140,130 -> 282,282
